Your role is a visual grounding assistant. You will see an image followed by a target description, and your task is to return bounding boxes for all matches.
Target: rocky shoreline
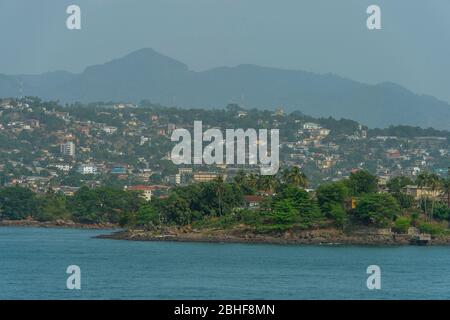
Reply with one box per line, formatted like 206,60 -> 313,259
97,226 -> 450,246
0,219 -> 118,230
3,221 -> 449,245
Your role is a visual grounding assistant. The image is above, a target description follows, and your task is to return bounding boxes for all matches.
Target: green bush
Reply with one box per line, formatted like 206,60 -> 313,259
316,182 -> 348,214
0,186 -> 39,220
273,185 -> 324,228
433,203 -> 450,221
270,199 -> 298,225
135,204 -> 160,229
346,170 -> 378,196
354,193 -> 400,227
235,209 -> 261,226
393,216 -> 411,234
329,203 -> 348,228
418,222 -> 448,236
392,192 -> 415,209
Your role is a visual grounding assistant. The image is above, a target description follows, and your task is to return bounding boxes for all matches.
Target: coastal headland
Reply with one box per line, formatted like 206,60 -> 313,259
97,226 -> 450,246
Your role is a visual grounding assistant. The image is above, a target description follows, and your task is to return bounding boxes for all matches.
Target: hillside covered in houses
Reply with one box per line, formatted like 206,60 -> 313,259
0,97 -> 449,191
0,97 -> 450,243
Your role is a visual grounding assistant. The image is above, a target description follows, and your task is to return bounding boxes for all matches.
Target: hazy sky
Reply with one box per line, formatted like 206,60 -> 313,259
1,0 -> 449,102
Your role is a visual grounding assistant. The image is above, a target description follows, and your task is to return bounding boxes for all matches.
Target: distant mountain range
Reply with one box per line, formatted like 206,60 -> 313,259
1,48 -> 450,129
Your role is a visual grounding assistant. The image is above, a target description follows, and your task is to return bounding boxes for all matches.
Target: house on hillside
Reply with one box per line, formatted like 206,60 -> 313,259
243,195 -> 264,210
125,185 -> 158,201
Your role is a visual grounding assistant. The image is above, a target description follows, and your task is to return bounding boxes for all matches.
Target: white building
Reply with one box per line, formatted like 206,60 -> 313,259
303,122 -> 321,130
52,164 -> 72,172
140,136 -> 150,146
60,141 -> 75,157
103,126 -> 118,134
77,164 -> 97,175
125,185 -> 157,201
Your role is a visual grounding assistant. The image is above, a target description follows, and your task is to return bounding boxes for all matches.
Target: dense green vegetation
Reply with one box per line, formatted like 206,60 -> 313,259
369,125 -> 450,139
1,169 -> 450,236
0,185 -> 143,224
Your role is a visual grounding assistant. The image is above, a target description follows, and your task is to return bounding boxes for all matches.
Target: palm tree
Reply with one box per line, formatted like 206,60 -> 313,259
283,167 -> 308,188
442,178 -> 450,208
416,172 -> 429,220
233,170 -> 247,187
214,175 -> 225,216
428,174 -> 442,221
258,175 -> 279,194
247,173 -> 258,191
416,172 -> 441,221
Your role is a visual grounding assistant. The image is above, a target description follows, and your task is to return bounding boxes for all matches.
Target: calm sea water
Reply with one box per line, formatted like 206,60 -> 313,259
0,227 -> 449,300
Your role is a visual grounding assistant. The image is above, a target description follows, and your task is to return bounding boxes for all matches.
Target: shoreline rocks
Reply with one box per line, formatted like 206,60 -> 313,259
4,221 -> 449,245
97,227 -> 450,246
0,219 -> 118,230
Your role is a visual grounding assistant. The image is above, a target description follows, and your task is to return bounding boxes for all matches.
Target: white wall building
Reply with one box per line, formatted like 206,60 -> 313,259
60,141 -> 75,157
77,164 -> 97,175
303,122 -> 321,130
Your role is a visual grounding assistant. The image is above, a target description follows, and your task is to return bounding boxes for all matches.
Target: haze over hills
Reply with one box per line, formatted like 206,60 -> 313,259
1,48 -> 450,129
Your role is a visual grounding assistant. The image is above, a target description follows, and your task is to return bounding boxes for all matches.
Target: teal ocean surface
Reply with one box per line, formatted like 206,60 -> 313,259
0,227 -> 449,300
